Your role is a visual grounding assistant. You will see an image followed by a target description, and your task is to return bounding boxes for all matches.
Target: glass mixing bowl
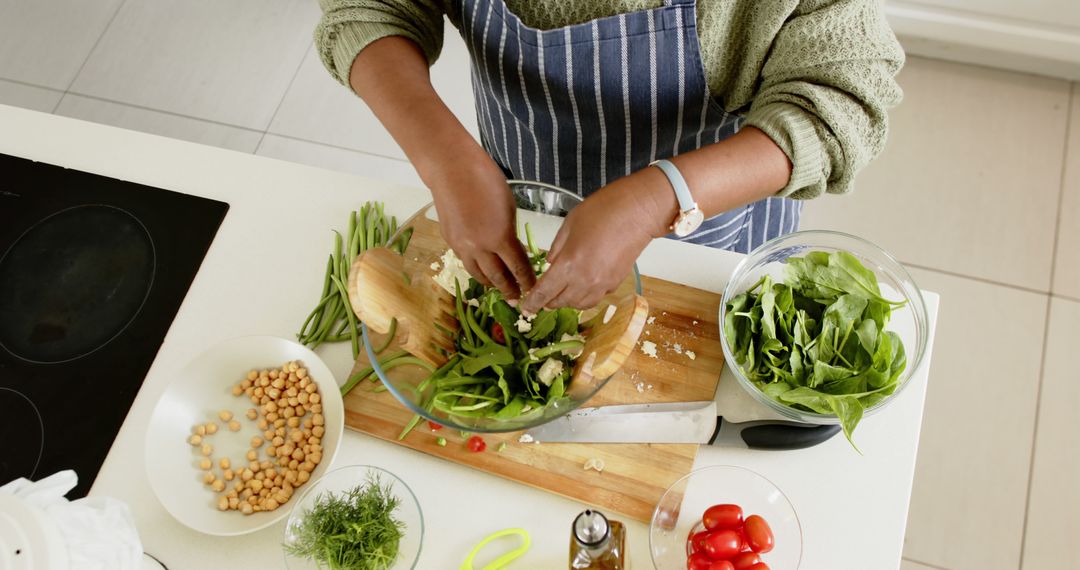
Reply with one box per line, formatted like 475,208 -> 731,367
718,230 -> 930,425
650,465 -> 802,569
283,465 -> 423,570
360,181 -> 642,433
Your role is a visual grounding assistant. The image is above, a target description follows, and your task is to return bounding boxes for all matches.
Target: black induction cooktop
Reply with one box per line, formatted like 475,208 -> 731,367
0,153 -> 228,497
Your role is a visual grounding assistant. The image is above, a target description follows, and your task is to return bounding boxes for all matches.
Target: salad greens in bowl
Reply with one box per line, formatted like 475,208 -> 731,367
719,230 -> 929,448
351,182 -> 642,435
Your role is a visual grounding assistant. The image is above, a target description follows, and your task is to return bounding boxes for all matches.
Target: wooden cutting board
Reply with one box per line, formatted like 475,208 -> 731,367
343,216 -> 724,523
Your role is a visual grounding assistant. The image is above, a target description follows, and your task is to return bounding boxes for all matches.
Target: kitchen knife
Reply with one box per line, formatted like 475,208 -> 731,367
523,401 -> 840,450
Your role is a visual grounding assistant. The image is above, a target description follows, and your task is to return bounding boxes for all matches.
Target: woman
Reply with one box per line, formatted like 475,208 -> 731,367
315,0 -> 903,314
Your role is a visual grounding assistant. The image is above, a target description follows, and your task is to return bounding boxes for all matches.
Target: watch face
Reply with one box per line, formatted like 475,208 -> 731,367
673,208 -> 705,237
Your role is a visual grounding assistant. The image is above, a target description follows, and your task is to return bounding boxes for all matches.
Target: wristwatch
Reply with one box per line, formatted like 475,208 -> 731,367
650,159 -> 704,237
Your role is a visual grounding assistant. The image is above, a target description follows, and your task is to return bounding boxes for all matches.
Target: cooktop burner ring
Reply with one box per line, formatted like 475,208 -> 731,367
0,387 -> 45,482
0,204 -> 157,364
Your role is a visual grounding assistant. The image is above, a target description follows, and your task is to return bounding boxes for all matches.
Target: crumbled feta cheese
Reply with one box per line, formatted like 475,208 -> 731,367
602,304 -> 617,324
673,343 -> 684,354
686,350 -> 697,360
467,298 -> 480,307
516,314 -> 533,333
560,333 -> 585,359
518,433 -> 535,444
584,457 -> 605,472
429,261 -> 441,271
527,348 -> 540,361
537,358 -> 563,386
640,340 -> 658,359
541,261 -> 551,272
635,382 -> 645,393
432,249 -> 470,296
647,316 -> 656,325
692,320 -> 699,325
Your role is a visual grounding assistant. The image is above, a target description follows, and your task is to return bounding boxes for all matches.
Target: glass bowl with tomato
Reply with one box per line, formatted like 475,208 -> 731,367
650,465 -> 801,569
356,181 -> 643,434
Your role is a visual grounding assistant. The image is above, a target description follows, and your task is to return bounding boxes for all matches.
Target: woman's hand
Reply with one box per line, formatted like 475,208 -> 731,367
349,36 -> 533,298
427,154 -> 535,299
520,168 -> 677,313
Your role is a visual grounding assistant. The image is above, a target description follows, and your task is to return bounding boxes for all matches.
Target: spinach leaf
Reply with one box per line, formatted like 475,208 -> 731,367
525,310 -> 558,340
554,308 -> 581,340
461,342 -> 514,375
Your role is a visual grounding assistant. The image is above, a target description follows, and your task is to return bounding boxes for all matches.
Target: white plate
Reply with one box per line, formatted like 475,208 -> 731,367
144,336 -> 344,536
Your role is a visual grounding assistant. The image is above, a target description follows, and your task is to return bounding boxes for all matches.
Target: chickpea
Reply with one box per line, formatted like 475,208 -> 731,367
241,469 -> 253,481
288,459 -> 299,471
299,378 -> 311,389
310,404 -> 322,414
241,378 -> 253,390
287,387 -> 299,398
285,470 -> 298,483
233,481 -> 245,492
216,457 -> 229,470
313,426 -> 325,438
244,386 -> 254,397
273,475 -> 284,487
271,369 -> 281,380
266,412 -> 279,422
200,443 -> 213,456
246,408 -> 258,420
264,468 -> 277,479
304,383 -> 317,394
245,494 -> 257,505
240,503 -> 254,515
277,457 -> 290,468
303,419 -> 314,429
291,449 -> 305,461
199,458 -> 212,470
188,434 -> 202,446
275,492 -> 289,504
250,479 -> 263,492
260,375 -> 271,387
267,446 -> 278,457
309,453 -> 322,465
250,436 -> 264,448
286,417 -> 300,429
224,469 -> 235,481
296,368 -> 308,379
228,420 -> 241,432
202,472 -> 215,485
281,406 -> 295,419
267,388 -> 281,400
300,461 -> 315,473
217,496 -> 229,511
225,489 -> 238,499
253,387 -> 264,398
246,449 -> 257,461
311,414 -> 324,427
247,370 -> 258,381
194,424 -> 206,436
228,497 -> 240,510
205,422 -> 219,435
231,385 -> 243,396
289,430 -> 303,444
271,378 -> 285,390
297,471 -> 310,484
260,460 -> 273,471
248,460 -> 260,472
265,498 -> 280,511
255,471 -> 265,481
211,479 -> 225,492
218,410 -> 233,422
263,401 -> 277,414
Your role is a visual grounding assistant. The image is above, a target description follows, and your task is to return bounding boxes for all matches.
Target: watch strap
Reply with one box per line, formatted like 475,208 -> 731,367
651,159 -> 695,213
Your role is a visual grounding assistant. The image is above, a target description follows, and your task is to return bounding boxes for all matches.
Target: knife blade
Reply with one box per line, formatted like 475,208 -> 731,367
523,401 -> 843,449
523,401 -> 720,444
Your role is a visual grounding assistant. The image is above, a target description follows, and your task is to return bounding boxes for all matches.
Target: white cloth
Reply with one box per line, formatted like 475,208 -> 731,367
0,470 -> 143,570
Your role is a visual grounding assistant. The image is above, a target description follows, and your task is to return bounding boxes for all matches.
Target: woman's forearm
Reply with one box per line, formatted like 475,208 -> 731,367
626,127 -> 794,238
349,36 -> 493,191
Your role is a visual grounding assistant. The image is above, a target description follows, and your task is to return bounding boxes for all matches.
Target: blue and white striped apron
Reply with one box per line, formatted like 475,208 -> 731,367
454,0 -> 801,252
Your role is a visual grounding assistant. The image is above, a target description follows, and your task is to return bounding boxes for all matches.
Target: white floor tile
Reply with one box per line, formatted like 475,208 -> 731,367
0,0 -> 123,89
54,95 -> 262,152
903,268 -> 1047,569
0,79 -> 63,113
268,29 -> 479,159
255,135 -> 424,190
800,57 -> 1070,292
1022,297 -> 1080,569
69,0 -> 319,130
1053,88 -> 1080,299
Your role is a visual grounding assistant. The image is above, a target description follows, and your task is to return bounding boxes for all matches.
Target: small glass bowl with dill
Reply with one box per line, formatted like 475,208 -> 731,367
283,465 -> 423,570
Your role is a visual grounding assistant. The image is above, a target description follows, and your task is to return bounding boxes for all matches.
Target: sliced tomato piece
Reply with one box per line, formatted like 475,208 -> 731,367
491,323 -> 506,344
466,435 -> 486,452
427,420 -> 443,431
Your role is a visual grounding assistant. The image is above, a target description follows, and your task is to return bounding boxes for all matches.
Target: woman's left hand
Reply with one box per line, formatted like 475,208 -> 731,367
520,169 -> 677,313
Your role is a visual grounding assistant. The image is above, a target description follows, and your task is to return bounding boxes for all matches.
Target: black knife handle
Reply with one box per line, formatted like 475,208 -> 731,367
739,423 -> 841,450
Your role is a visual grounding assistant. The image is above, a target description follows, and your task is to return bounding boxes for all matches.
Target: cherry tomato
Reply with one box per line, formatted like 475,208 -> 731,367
687,552 -> 713,570
742,515 -> 774,554
745,564 -> 770,570
467,435 -> 486,452
687,530 -> 712,553
702,529 -> 743,560
708,562 -> 735,570
729,551 -> 762,569
427,421 -> 443,431
491,323 -> 506,344
703,504 -> 744,531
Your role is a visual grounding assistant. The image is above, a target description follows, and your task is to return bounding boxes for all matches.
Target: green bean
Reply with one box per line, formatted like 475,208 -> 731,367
330,275 -> 360,358
341,349 -> 409,396
373,318 -> 398,354
465,304 -> 492,345
454,280 -> 473,347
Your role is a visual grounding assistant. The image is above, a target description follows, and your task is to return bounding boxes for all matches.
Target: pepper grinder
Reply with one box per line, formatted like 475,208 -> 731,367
569,509 -> 626,569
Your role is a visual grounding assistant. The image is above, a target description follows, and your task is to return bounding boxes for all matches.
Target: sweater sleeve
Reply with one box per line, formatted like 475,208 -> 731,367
742,0 -> 904,199
314,0 -> 448,87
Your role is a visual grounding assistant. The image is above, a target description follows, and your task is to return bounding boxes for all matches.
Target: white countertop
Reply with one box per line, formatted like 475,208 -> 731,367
0,104 -> 939,570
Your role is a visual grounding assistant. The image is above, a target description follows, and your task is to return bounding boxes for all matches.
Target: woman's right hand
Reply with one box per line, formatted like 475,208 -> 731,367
425,151 -> 536,299
349,36 -> 535,299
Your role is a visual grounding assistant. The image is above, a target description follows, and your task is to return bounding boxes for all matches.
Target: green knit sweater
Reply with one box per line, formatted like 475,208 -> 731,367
315,0 -> 904,199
